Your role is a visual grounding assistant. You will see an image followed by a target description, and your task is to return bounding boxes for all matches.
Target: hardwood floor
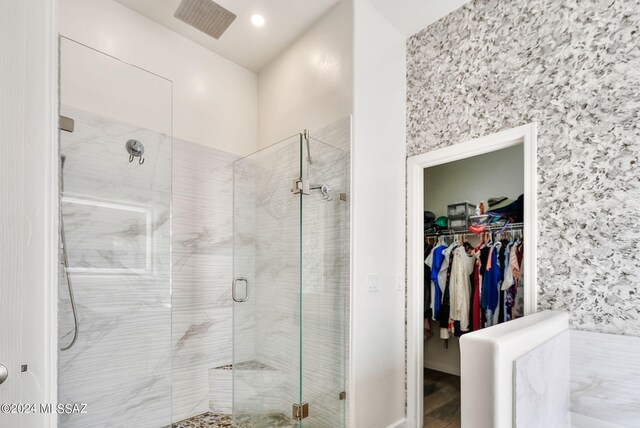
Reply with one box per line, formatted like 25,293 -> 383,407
424,369 -> 461,428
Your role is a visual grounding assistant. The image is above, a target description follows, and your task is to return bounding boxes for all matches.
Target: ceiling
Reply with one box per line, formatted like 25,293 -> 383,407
114,0 -> 471,72
368,0 -> 471,37
114,0 -> 343,72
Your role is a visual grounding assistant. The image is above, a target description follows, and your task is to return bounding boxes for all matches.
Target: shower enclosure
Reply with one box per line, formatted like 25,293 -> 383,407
233,133 -> 348,427
58,37 -> 349,428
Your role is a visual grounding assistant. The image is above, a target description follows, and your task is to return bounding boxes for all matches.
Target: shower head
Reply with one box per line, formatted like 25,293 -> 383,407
309,183 -> 333,201
320,184 -> 333,201
174,0 -> 237,40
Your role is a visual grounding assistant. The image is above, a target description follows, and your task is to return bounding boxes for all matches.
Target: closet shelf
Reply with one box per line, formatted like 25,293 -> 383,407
425,222 -> 524,238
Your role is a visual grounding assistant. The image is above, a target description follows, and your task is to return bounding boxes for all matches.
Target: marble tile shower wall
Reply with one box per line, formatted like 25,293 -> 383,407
171,137 -> 238,422
406,0 -> 640,335
59,108 -> 350,427
58,107 -> 172,428
59,107 -> 241,426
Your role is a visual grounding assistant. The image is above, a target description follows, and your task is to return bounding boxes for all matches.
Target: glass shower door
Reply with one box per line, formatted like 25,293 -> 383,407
232,135 -> 303,427
232,131 -> 348,427
301,137 -> 348,428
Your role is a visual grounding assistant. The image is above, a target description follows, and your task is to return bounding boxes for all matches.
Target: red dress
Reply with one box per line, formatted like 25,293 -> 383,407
471,259 -> 481,331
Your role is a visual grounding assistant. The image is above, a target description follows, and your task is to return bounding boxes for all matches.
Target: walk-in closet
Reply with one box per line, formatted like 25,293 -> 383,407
422,144 -> 525,427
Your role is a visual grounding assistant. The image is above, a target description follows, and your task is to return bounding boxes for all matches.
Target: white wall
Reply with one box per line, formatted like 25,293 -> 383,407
1,1 -> 57,428
257,0 -> 353,148
58,0 -> 258,156
351,1 -> 406,426
60,37 -> 173,135
424,144 -> 524,216
21,0 -> 58,424
424,321 -> 461,376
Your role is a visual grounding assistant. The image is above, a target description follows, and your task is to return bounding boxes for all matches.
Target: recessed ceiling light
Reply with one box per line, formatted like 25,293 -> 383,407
251,14 -> 265,27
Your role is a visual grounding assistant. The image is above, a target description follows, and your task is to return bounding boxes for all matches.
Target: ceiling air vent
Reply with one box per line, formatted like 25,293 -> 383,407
174,0 -> 236,40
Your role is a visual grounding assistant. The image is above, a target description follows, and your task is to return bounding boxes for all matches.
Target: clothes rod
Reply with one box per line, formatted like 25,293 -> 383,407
425,222 -> 524,238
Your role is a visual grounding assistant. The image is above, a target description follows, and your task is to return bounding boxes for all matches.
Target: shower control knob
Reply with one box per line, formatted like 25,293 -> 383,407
0,364 -> 8,385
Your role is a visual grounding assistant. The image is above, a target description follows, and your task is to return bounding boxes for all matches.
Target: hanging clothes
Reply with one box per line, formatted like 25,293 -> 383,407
470,254 -> 482,331
497,240 -> 509,324
450,245 -> 475,333
481,245 -> 501,328
438,244 -> 457,340
510,243 -> 521,289
424,243 -> 434,320
423,227 -> 524,342
425,245 -> 446,320
502,242 -> 515,290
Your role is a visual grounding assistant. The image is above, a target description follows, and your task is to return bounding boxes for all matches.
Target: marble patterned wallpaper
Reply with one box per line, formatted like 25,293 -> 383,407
407,0 -> 640,335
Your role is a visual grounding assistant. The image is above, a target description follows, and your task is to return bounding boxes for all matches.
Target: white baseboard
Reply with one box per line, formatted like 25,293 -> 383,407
386,417 -> 407,428
424,361 -> 460,377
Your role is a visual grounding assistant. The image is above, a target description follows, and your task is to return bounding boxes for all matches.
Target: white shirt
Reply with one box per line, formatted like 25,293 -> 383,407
450,246 -> 475,332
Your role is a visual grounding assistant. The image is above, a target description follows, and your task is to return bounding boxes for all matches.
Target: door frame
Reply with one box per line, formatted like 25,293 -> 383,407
406,123 -> 538,427
1,0 -> 58,426
0,0 -> 59,427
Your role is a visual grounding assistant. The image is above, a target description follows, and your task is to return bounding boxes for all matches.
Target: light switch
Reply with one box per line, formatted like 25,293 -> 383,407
366,273 -> 379,292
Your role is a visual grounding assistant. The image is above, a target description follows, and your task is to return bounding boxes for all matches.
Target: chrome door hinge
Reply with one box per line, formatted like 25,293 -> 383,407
291,178 -> 309,195
292,402 -> 309,421
59,116 -> 75,133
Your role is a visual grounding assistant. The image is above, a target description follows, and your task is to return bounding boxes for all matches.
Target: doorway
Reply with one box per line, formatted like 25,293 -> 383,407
406,124 -> 538,427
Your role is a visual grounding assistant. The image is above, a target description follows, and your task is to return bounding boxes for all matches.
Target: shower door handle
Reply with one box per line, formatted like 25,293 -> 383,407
232,277 -> 249,302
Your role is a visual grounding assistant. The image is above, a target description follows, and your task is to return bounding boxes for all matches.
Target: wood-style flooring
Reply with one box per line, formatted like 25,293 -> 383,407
424,369 -> 461,428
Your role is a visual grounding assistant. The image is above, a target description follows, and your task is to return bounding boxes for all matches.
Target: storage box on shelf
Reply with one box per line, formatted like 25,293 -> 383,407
447,202 -> 475,231
469,215 -> 489,226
